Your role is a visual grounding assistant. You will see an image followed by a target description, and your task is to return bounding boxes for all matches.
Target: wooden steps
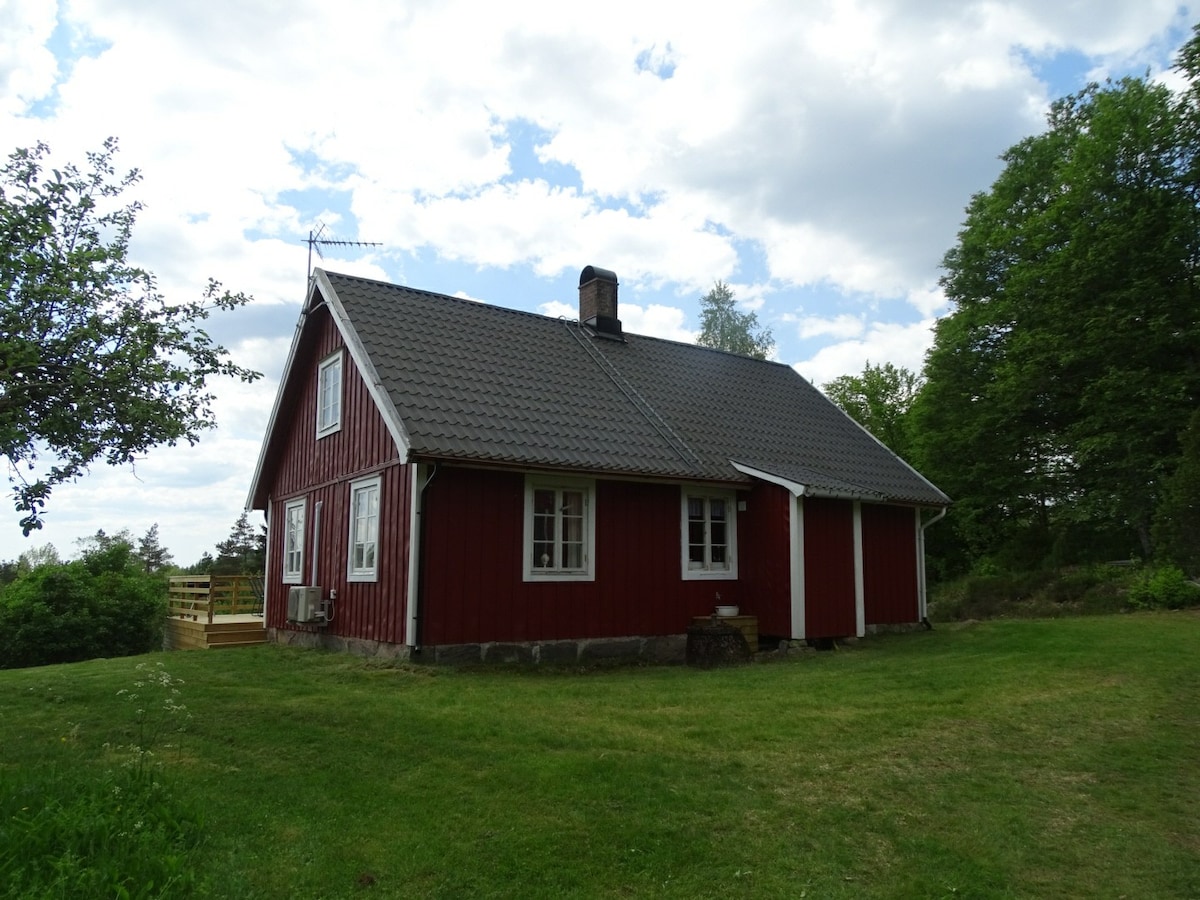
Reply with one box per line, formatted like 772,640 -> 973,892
164,616 -> 267,650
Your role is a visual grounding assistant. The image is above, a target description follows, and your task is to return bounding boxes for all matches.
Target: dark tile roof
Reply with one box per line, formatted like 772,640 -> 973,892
322,270 -> 949,506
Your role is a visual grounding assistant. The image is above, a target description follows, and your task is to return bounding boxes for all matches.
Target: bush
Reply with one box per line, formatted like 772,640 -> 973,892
928,565 -> 1138,621
1127,566 -> 1200,611
0,543 -> 166,669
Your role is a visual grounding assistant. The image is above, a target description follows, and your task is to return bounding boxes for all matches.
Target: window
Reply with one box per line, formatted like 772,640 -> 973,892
524,477 -> 595,581
347,475 -> 381,582
681,490 -> 738,579
282,498 -> 306,583
316,351 -> 343,438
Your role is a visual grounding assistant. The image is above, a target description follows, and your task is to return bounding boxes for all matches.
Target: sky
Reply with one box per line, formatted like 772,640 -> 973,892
1,0 -> 1197,567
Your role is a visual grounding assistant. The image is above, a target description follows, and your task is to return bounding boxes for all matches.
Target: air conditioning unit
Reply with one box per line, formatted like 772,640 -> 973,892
287,585 -> 323,624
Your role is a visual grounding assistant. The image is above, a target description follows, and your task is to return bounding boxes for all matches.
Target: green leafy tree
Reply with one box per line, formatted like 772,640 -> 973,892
1152,409 -> 1200,576
16,542 -> 59,574
0,139 -> 261,534
211,512 -> 266,575
822,362 -> 921,461
136,523 -> 174,574
915,63 -> 1200,572
0,534 -> 165,668
696,281 -> 774,360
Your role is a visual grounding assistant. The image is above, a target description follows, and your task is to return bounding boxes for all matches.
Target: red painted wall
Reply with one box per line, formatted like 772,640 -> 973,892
741,481 -> 792,639
862,503 -> 919,625
803,496 -> 856,638
260,309 -> 412,644
419,467 -> 756,645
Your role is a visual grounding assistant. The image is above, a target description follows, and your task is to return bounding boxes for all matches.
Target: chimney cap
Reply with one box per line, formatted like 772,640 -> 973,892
579,265 -> 617,286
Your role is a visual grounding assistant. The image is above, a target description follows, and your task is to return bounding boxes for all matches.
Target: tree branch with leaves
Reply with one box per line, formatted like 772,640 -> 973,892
0,139 -> 261,534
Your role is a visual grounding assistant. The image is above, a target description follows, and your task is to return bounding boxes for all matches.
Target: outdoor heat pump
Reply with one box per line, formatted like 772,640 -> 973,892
287,585 -> 324,624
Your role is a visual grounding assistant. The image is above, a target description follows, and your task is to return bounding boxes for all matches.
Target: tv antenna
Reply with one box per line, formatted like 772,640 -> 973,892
306,223 -> 382,279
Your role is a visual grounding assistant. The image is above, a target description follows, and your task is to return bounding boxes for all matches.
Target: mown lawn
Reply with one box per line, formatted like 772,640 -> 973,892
1,612 -> 1197,899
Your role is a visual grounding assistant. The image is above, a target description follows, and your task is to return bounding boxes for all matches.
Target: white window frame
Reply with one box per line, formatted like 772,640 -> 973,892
282,498 -> 306,584
523,476 -> 596,582
316,351 -> 343,439
347,475 -> 381,583
681,488 -> 739,580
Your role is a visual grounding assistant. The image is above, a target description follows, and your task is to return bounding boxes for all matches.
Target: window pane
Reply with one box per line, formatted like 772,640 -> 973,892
562,491 -> 583,517
350,483 -> 380,575
709,499 -> 725,521
563,543 -> 583,569
688,497 -> 704,520
318,359 -> 341,432
527,482 -> 591,577
710,520 -> 726,545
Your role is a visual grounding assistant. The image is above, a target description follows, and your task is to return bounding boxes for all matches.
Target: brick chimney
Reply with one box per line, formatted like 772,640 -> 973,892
579,265 -> 622,338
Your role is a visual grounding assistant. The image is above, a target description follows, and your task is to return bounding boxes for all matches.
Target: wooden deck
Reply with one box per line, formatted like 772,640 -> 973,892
165,575 -> 267,650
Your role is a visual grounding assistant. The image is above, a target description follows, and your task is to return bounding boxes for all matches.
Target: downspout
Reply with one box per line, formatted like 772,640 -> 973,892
918,506 -> 947,627
411,462 -> 439,654
310,499 -> 323,587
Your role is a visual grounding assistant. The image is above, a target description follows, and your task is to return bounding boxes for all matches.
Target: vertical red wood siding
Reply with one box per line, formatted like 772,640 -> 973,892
861,503 -> 919,625
803,496 -> 856,638
741,481 -> 792,638
420,467 -> 754,645
260,309 -> 411,644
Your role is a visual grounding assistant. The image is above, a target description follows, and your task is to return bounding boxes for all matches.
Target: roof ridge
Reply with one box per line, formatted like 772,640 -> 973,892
319,270 -> 796,371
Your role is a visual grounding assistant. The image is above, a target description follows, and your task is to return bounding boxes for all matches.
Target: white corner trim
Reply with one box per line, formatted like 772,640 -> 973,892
790,493 -> 805,641
853,500 -> 865,637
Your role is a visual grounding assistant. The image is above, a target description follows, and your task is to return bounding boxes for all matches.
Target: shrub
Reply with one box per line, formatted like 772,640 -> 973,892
1127,566 -> 1200,611
0,545 -> 166,669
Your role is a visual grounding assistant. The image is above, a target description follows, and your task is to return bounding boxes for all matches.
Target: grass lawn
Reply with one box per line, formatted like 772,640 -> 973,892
1,612 -> 1197,899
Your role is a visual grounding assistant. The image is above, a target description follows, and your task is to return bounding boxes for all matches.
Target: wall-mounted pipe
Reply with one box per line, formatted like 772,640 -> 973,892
411,463 -> 440,653
310,499 -> 323,587
917,506 -> 947,624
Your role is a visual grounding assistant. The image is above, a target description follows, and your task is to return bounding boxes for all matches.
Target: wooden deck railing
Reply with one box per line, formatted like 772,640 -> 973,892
168,575 -> 264,624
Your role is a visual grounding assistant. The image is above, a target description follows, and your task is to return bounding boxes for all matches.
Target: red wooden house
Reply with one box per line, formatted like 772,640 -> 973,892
247,266 -> 949,662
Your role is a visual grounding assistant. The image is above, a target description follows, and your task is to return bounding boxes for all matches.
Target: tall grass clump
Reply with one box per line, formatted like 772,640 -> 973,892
0,662 -> 203,899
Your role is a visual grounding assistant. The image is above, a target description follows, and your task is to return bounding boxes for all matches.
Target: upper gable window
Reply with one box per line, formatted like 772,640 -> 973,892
316,351 -> 343,439
681,489 -> 738,580
523,476 -> 596,581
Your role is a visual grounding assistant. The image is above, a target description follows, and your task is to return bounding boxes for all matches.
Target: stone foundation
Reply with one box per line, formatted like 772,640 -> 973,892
268,628 -> 688,665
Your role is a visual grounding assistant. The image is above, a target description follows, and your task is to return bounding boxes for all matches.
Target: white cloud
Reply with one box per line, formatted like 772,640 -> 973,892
539,298 -> 695,343
792,319 -> 937,387
797,314 -> 866,341
3,0 -> 1197,557
0,0 -> 58,115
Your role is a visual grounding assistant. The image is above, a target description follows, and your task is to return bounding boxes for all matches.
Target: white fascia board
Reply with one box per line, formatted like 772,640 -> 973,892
246,278 -> 323,510
315,269 -> 413,460
730,461 -> 807,497
245,272 -> 414,511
